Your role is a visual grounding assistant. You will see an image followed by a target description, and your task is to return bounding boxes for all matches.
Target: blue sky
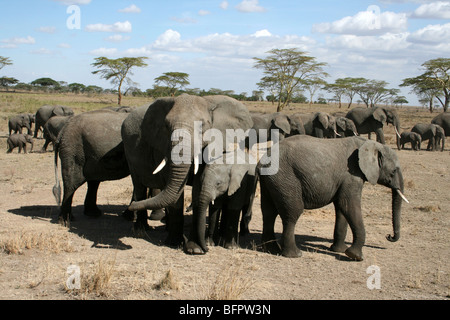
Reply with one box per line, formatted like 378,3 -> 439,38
1,0 -> 449,105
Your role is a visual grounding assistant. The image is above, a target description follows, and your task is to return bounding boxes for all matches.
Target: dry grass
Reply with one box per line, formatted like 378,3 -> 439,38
153,269 -> 181,292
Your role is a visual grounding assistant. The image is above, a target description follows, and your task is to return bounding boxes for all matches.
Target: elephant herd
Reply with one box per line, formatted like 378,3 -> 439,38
8,96 -> 449,261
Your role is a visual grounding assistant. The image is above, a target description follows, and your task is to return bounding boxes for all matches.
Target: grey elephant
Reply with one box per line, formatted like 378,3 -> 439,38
187,150 -> 257,254
42,116 -> 72,152
34,105 -> 74,138
53,109 -> 130,226
400,131 -> 422,151
102,106 -> 133,113
346,106 -> 401,150
123,94 -> 253,248
334,117 -> 358,138
8,113 -> 35,136
7,133 -> 34,154
431,112 -> 450,138
258,135 -> 408,261
411,123 -> 445,151
295,112 -> 339,138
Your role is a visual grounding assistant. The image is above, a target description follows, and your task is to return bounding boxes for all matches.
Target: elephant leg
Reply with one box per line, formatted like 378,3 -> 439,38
84,180 -> 102,217
207,205 -> 221,246
260,183 -> 281,255
149,189 -> 165,221
222,207 -> 241,249
239,203 -> 251,237
375,128 -> 385,144
339,197 -> 365,261
164,191 -> 185,248
130,182 -> 151,230
330,203 -> 349,253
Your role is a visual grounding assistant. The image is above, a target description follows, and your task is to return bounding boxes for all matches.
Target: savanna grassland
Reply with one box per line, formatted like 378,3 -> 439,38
0,91 -> 449,301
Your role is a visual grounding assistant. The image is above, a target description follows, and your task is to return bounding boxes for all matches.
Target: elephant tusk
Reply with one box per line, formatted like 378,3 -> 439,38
394,126 -> 401,139
353,131 -> 359,136
194,154 -> 200,175
153,158 -> 167,174
334,130 -> 341,137
397,189 -> 409,204
211,200 -> 214,205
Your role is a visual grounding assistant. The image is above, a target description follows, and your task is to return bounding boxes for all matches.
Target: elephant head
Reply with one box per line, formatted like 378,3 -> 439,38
270,113 -> 291,141
373,107 -> 401,150
314,112 -> 338,138
286,114 -> 305,137
358,140 -> 407,242
335,117 -> 358,137
128,94 -> 253,211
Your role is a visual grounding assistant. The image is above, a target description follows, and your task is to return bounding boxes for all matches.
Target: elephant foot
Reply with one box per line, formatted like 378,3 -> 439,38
223,240 -> 239,250
84,206 -> 102,218
206,236 -> 216,247
345,247 -> 364,261
330,243 -> 349,253
149,209 -> 165,221
184,240 -> 208,255
282,246 -> 302,258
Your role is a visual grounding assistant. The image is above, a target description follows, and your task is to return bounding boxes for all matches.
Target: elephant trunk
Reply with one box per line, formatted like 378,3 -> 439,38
387,170 -> 405,242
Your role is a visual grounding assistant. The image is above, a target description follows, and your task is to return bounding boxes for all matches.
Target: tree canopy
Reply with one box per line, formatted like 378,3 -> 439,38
154,72 -> 190,97
92,56 -> 148,105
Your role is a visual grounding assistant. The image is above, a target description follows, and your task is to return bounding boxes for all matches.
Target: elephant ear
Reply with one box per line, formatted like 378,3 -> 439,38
430,125 -> 437,136
227,151 -> 251,196
372,108 -> 387,124
316,112 -> 329,129
358,140 -> 381,185
272,115 -> 291,135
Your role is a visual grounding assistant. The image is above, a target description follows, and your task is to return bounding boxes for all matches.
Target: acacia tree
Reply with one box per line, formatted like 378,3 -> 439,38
254,48 -> 328,111
92,56 -> 148,105
354,79 -> 399,108
0,56 -> 12,71
154,72 -> 190,97
401,58 -> 450,112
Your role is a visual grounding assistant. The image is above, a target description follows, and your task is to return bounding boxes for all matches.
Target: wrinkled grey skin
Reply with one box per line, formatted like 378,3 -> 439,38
7,133 -> 34,154
334,117 -> 358,138
102,106 -> 133,113
296,112 -> 338,138
9,113 -> 35,136
187,151 -> 257,254
53,110 -> 130,226
34,105 -> 74,138
346,107 -> 401,150
400,131 -> 422,151
258,136 -> 405,261
122,94 -> 253,247
431,112 -> 450,138
42,116 -> 72,152
411,123 -> 445,151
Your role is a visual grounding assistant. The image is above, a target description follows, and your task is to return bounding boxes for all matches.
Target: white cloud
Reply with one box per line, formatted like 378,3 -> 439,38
220,1 -> 229,10
312,9 -> 408,35
411,1 -> 450,19
407,23 -> 450,44
37,26 -> 56,34
31,48 -> 53,55
85,21 -> 132,33
118,4 -> 141,14
1,36 -> 35,48
236,0 -> 266,13
105,34 -> 131,42
252,29 -> 272,37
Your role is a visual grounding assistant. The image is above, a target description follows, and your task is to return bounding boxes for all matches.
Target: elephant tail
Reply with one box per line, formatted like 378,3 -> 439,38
52,141 -> 61,207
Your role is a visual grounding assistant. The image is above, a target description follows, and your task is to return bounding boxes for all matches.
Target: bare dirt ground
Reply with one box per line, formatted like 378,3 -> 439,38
0,103 -> 449,301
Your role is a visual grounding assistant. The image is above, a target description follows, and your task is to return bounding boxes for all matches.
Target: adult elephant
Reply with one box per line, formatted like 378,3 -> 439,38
123,94 -> 253,248
34,105 -> 74,138
258,135 -> 408,261
334,117 -> 358,138
411,123 -> 445,151
431,113 -> 450,137
346,106 -> 401,150
249,112 -> 301,145
188,150 -> 257,254
295,112 -> 339,138
42,116 -> 72,152
53,109 -> 130,226
8,113 -> 35,136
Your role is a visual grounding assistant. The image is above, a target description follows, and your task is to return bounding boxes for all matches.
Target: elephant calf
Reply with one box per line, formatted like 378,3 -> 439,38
7,134 -> 34,154
400,131 -> 421,151
258,135 -> 408,261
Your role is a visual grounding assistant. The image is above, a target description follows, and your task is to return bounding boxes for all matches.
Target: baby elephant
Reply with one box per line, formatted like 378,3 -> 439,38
400,131 -> 422,151
258,135 -> 408,261
7,134 -> 34,154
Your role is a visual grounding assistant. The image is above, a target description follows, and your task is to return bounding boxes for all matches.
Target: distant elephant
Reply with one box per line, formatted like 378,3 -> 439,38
258,135 -> 408,261
53,109 -> 130,226
346,106 -> 401,150
334,117 -> 358,138
34,105 -> 74,138
42,116 -> 72,152
250,113 -> 292,145
431,112 -> 450,139
123,94 -> 253,248
102,106 -> 133,113
411,123 -> 445,151
7,133 -> 34,154
187,150 -> 257,254
8,113 -> 35,136
295,112 -> 339,138
400,131 -> 422,151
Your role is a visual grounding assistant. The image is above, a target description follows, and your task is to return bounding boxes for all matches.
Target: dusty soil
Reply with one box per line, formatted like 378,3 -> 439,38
0,106 -> 449,301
